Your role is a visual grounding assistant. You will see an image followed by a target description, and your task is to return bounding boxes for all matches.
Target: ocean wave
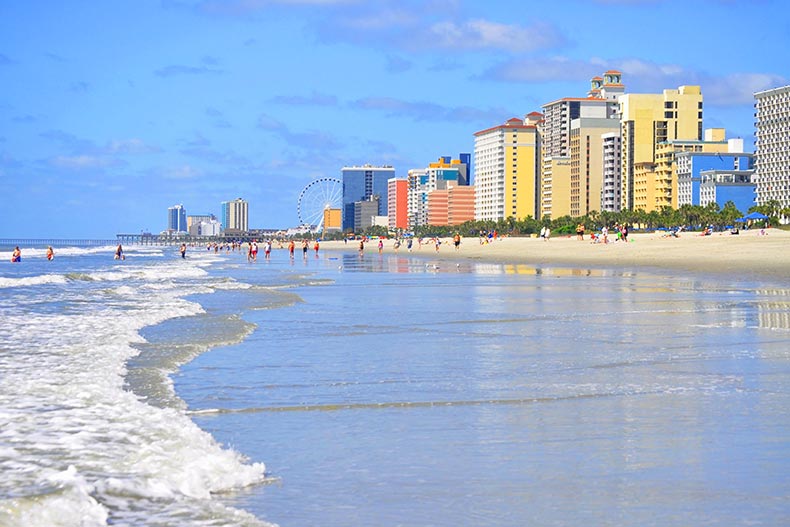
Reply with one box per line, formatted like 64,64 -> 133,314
0,274 -> 68,288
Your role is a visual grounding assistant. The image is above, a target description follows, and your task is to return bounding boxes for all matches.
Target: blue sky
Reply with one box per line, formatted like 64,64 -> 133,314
2,0 -> 788,238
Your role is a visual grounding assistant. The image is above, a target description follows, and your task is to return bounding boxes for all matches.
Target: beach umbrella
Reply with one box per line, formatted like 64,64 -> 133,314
734,217 -> 747,223
745,211 -> 769,220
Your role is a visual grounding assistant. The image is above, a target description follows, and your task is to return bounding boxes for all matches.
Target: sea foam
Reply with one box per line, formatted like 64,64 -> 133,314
0,250 -> 273,526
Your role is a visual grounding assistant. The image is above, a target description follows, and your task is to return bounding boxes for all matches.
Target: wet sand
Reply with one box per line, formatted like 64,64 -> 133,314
321,228 -> 790,281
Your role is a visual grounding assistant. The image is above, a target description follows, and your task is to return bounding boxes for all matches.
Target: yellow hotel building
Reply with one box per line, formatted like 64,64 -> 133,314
473,113 -> 542,221
620,85 -> 703,212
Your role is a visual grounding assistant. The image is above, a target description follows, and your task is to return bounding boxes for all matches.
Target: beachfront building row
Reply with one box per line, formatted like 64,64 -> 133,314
353,81 -> 788,232
407,155 -> 471,229
471,72 -> 776,223
164,199 -> 247,235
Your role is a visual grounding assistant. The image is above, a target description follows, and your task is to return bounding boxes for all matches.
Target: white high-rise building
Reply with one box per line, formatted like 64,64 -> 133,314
601,132 -> 622,212
754,85 -> 790,209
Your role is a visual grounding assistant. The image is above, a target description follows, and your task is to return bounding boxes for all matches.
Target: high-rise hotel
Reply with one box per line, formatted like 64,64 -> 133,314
221,198 -> 248,232
541,72 -> 623,218
167,204 -> 187,233
619,85 -> 704,212
754,85 -> 790,209
474,113 -> 542,222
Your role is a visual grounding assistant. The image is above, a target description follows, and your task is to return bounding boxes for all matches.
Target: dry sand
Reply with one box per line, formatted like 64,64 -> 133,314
321,228 -> 790,281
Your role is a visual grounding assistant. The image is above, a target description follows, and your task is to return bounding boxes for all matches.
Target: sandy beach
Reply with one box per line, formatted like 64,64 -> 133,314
321,228 -> 790,281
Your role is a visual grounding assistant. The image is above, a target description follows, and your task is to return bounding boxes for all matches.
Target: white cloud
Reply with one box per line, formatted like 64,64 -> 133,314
429,19 -> 566,53
107,138 -> 161,154
486,55 -> 789,106
51,155 -> 121,170
165,164 -> 202,180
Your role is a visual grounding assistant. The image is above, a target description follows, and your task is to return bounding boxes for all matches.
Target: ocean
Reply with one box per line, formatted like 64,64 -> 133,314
1,243 -> 789,526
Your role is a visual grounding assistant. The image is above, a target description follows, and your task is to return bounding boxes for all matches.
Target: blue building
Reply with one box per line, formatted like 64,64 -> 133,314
341,165 -> 395,232
699,170 -> 756,214
167,204 -> 187,233
676,151 -> 754,207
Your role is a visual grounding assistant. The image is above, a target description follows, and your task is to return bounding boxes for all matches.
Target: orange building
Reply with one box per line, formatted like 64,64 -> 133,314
387,178 -> 408,230
427,184 -> 475,226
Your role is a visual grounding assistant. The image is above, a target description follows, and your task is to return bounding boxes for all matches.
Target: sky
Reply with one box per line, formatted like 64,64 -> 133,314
1,0 -> 788,238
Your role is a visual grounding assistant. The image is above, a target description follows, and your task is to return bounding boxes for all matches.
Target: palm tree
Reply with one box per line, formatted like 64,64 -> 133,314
720,201 -> 742,227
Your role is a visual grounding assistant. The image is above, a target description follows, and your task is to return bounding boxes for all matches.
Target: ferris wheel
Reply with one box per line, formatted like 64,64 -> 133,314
297,177 -> 343,229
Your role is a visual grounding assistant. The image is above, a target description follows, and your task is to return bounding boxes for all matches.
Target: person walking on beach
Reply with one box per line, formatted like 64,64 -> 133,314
302,239 -> 309,258
453,233 -> 461,251
314,240 -> 320,257
46,246 -> 54,261
621,224 -> 628,243
288,240 -> 295,259
11,246 -> 21,262
265,240 -> 272,259
407,238 -> 413,252
358,239 -> 365,256
115,244 -> 124,260
378,239 -> 384,254
180,243 -> 187,259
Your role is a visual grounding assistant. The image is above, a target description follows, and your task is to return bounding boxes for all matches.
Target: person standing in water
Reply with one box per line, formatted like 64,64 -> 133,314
180,243 -> 186,259
115,244 -> 124,260
11,246 -> 21,262
46,246 -> 54,261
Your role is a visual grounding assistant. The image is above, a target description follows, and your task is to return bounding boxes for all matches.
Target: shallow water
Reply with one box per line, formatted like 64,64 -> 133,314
2,244 -> 789,526
177,253 -> 790,526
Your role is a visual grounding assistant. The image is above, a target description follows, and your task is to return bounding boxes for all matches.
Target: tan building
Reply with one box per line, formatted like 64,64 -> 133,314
619,85 -> 704,211
569,118 -> 620,216
540,71 -> 624,219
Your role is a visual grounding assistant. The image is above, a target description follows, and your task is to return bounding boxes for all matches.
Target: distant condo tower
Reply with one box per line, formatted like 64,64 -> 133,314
754,85 -> 790,210
221,198 -> 249,232
167,204 -> 187,233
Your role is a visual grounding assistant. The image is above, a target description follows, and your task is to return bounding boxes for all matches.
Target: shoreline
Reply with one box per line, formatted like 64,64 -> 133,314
320,229 -> 790,282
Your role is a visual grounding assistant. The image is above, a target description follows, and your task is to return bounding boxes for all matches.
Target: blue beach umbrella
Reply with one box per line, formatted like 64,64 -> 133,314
745,211 -> 769,220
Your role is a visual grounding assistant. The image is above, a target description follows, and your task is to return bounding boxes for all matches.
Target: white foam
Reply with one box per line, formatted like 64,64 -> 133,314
0,252 -> 272,526
0,274 -> 68,288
